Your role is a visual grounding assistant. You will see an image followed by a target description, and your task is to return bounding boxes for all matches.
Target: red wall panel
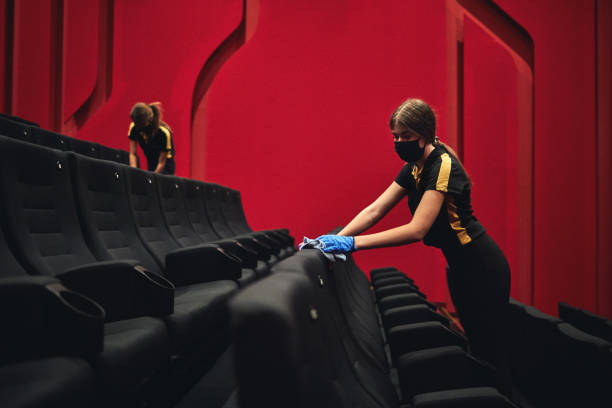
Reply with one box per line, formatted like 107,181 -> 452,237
495,0 -> 598,316
62,0 -> 98,123
463,15 -> 533,303
11,0 -> 56,128
597,0 -> 612,318
203,0 -> 452,301
0,0 -> 11,113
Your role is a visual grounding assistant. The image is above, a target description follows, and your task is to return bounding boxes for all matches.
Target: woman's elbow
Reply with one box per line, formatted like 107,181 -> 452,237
411,225 -> 428,242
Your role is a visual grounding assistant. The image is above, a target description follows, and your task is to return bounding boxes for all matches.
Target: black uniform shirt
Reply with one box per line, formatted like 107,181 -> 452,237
395,145 -> 485,249
128,122 -> 175,172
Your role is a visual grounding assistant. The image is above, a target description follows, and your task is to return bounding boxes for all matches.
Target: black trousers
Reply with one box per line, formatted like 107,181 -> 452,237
442,233 -> 512,396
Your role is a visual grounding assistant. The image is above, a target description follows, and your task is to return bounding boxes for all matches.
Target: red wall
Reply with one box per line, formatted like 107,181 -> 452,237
1,0 -> 610,318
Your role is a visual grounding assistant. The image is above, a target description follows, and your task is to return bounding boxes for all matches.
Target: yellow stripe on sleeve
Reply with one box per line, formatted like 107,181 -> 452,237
436,153 -> 451,192
159,126 -> 173,158
446,198 -> 472,245
128,122 -> 135,136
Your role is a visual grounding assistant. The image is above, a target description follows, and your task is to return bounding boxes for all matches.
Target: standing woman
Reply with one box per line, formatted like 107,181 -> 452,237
315,98 -> 511,394
128,102 -> 176,175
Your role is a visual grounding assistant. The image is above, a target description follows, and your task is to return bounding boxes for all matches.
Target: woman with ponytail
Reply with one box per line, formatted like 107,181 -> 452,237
128,102 -> 176,174
313,98 -> 512,395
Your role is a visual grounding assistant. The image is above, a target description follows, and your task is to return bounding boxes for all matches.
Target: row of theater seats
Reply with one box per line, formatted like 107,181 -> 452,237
0,133 -> 294,407
231,249 -> 518,408
0,114 -> 131,165
508,299 -> 612,408
558,301 -> 612,344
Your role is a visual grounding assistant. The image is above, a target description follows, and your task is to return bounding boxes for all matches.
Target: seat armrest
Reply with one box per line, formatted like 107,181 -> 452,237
383,304 -> 450,333
372,270 -> 414,284
248,232 -> 281,255
388,321 -> 468,363
59,260 -> 174,321
378,293 -> 435,313
375,275 -> 415,288
0,276 -> 105,364
166,244 -> 242,286
413,387 -> 519,408
257,231 -> 284,248
214,239 -> 258,269
271,230 -> 294,247
397,346 -> 497,399
376,283 -> 427,301
235,236 -> 273,260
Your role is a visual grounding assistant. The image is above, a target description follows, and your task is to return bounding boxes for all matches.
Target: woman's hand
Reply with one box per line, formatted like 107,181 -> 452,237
315,235 -> 356,253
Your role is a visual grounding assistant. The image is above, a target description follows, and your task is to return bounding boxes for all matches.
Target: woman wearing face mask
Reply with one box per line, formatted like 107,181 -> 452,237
128,102 -> 176,174
315,98 -> 511,395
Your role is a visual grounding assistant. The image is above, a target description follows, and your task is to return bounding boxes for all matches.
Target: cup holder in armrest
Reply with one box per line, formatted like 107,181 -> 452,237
134,266 -> 174,289
45,282 -> 105,358
59,261 -> 174,321
133,266 -> 174,317
0,277 -> 103,364
48,285 -> 106,319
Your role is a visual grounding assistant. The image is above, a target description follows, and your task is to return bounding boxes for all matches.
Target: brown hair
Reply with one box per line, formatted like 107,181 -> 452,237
389,98 -> 470,184
130,101 -> 170,131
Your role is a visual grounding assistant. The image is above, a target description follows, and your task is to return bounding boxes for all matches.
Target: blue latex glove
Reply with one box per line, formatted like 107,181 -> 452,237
315,235 -> 356,253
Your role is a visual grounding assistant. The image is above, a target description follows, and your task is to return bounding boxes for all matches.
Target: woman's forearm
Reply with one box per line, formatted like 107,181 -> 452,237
353,223 -> 423,250
154,153 -> 167,174
129,153 -> 138,168
339,182 -> 407,237
338,206 -> 380,237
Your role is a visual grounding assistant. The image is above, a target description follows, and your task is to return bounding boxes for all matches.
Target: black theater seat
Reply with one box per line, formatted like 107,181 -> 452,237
221,187 -> 295,253
232,272 -> 398,408
322,255 -> 390,372
98,144 -> 130,165
558,301 -> 612,343
123,166 -> 242,285
155,174 -> 257,286
0,112 -> 39,127
70,153 -> 238,358
376,282 -> 428,302
370,267 -> 414,283
0,276 -> 105,366
0,136 -> 172,404
0,274 -> 103,407
382,304 -> 451,333
202,183 -> 289,260
375,275 -> 418,288
31,127 -> 71,151
412,387 -> 518,408
69,137 -> 100,158
183,178 -> 273,273
509,299 -> 612,408
379,293 -> 437,314
0,115 -> 35,143
0,357 -> 97,408
232,254 -> 515,408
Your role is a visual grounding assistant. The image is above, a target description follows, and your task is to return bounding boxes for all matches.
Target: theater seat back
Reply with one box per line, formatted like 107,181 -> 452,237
0,136 -> 98,277
70,153 -> 163,274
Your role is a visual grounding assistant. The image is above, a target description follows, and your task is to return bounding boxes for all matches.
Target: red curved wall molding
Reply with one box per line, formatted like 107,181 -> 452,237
63,0 -> 113,134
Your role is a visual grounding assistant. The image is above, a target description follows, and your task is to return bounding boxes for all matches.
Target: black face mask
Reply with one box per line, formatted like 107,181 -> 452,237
394,140 -> 424,162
